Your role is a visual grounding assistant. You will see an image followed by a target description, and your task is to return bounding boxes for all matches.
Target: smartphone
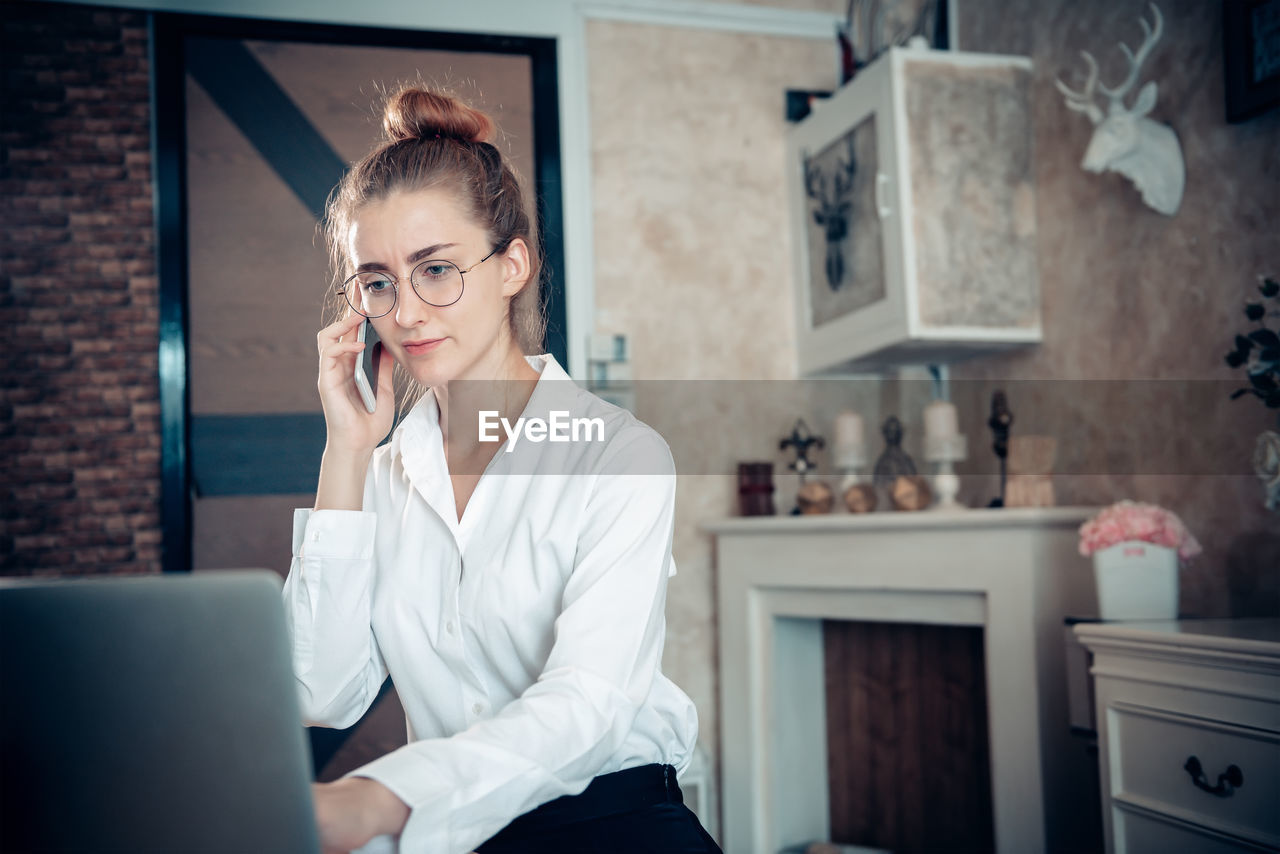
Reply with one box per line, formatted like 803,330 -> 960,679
354,319 -> 381,414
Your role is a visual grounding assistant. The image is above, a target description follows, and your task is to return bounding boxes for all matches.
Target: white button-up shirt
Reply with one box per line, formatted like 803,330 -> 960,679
282,353 -> 698,854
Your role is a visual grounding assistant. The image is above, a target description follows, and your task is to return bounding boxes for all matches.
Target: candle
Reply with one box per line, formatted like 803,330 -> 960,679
834,411 -> 864,447
834,411 -> 866,469
923,399 -> 958,439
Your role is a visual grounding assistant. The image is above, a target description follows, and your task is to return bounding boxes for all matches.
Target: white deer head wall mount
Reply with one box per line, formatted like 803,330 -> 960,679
1055,3 -> 1185,216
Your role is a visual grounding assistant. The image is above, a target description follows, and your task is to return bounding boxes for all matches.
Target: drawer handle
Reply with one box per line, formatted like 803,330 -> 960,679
1183,756 -> 1243,797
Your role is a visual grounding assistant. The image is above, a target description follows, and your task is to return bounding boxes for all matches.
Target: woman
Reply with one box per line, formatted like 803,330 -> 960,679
281,87 -> 720,854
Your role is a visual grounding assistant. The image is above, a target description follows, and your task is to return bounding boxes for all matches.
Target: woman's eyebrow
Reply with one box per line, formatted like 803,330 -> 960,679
354,243 -> 458,273
407,243 -> 458,265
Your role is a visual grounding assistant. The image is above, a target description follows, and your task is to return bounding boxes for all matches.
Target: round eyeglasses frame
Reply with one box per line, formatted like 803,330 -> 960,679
338,246 -> 500,318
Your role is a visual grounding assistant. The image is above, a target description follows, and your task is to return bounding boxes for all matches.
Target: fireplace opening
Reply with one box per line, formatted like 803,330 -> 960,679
822,620 -> 995,853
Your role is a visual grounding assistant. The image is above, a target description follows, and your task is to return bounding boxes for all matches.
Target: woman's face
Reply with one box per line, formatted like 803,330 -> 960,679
348,187 -> 529,388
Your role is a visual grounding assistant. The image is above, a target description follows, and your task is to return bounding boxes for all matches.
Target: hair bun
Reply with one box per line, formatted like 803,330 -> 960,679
382,87 -> 495,144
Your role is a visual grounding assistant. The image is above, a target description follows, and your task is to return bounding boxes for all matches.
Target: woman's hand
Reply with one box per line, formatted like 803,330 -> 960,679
312,777 -> 410,854
316,312 -> 396,456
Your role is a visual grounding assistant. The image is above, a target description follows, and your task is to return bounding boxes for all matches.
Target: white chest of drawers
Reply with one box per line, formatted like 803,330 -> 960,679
1075,619 -> 1280,853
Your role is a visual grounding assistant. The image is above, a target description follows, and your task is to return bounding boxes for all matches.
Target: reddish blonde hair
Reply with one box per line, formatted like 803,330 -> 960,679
324,86 -> 546,354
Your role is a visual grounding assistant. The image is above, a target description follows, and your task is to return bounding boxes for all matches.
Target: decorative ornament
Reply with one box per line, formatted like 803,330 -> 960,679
872,415 -> 917,488
797,480 -> 836,514
890,474 -> 932,511
1254,430 -> 1280,512
1055,3 -> 1185,216
1223,275 -> 1280,512
843,483 -> 878,513
1079,500 -> 1201,619
1005,436 -> 1058,508
780,419 -> 828,514
737,461 -> 777,517
838,0 -> 941,83
986,391 -> 1014,507
780,418 -> 825,479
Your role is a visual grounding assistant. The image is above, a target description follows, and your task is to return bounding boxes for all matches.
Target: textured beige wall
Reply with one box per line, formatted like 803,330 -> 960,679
950,0 -> 1280,617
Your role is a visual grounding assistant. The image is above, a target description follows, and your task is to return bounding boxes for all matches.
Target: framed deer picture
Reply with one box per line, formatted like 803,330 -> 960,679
786,46 -> 1042,374
802,117 -> 886,328
1225,0 -> 1280,123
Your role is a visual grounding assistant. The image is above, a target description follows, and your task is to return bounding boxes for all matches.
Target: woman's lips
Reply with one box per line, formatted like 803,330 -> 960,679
403,338 -> 445,355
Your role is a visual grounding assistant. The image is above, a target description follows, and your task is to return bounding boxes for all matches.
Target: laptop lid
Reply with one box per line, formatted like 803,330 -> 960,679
0,570 -> 320,853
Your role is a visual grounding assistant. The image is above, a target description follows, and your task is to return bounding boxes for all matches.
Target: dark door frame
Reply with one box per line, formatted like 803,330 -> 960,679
151,11 -> 567,576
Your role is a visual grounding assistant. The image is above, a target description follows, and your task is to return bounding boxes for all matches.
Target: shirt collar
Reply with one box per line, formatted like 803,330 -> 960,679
394,352 -> 575,477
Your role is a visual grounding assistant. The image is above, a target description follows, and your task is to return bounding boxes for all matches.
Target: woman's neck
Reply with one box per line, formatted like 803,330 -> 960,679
433,344 -> 540,458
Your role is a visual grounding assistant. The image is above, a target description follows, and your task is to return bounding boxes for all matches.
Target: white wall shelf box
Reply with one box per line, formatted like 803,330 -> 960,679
1075,619 -> 1280,854
705,507 -> 1098,854
787,47 -> 1041,374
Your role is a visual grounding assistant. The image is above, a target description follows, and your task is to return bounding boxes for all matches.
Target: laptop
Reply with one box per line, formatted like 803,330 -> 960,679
0,570 -> 321,853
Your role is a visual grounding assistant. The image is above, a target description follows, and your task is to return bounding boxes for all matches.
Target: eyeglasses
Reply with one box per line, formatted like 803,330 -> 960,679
338,246 -> 499,318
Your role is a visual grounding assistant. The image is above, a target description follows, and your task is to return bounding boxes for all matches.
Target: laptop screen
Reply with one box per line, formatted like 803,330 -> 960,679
0,570 -> 320,853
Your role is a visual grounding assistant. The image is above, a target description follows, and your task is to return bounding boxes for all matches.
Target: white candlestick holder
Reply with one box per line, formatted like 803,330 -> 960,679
838,466 -> 867,494
924,434 -> 968,510
835,442 -> 867,493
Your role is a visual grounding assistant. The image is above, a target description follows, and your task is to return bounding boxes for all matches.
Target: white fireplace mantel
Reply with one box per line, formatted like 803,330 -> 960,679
704,507 -> 1099,854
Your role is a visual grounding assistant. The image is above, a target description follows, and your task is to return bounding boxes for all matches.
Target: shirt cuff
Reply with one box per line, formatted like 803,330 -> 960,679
344,755 -> 453,853
292,507 -> 377,560
350,834 -> 397,854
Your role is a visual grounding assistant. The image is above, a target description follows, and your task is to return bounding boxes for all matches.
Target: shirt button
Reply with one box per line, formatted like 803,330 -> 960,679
472,702 -> 484,716
311,530 -> 320,542
445,621 -> 456,635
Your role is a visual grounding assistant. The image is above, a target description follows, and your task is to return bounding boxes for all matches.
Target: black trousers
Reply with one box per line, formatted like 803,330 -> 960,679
475,764 -> 723,854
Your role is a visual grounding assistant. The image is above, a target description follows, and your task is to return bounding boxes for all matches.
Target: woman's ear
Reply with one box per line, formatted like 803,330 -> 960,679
499,237 -> 532,298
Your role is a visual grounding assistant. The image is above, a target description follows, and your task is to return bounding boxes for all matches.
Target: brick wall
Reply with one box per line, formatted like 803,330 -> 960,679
1,3 -> 162,575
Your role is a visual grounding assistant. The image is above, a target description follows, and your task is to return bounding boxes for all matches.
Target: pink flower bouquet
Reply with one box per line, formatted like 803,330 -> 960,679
1078,500 -> 1202,562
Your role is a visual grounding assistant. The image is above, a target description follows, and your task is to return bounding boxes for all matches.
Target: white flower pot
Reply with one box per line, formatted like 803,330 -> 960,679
1093,540 -> 1179,620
